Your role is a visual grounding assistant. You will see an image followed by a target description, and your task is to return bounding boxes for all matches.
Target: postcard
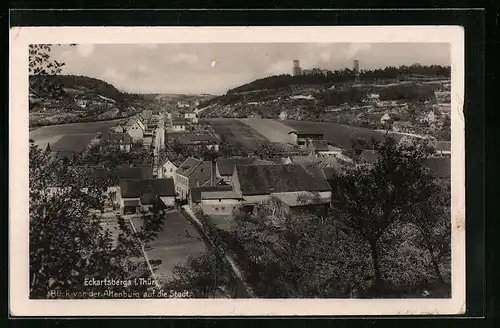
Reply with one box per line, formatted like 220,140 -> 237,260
10,25 -> 465,316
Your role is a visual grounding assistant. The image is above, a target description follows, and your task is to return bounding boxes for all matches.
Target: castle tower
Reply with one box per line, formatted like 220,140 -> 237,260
293,60 -> 302,76
353,59 -> 360,82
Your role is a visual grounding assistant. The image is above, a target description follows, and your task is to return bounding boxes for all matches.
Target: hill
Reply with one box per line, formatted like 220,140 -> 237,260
29,74 -> 145,128
198,65 -> 451,140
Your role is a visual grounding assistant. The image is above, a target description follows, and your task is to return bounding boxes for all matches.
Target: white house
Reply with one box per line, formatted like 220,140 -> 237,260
158,157 -> 178,180
184,111 -> 198,123
279,111 -> 288,120
380,113 -> 392,124
175,157 -> 214,200
124,117 -> 145,141
189,186 -> 243,216
170,120 -> 187,132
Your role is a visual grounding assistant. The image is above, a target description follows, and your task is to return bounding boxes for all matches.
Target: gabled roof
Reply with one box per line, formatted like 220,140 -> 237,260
171,119 -> 187,126
102,132 -> 131,144
119,178 -> 176,200
177,157 -> 203,176
290,155 -> 340,169
235,164 -> 331,195
93,166 -> 153,184
216,157 -> 272,176
124,117 -> 139,128
178,134 -> 220,144
190,186 -> 235,203
288,130 -> 324,137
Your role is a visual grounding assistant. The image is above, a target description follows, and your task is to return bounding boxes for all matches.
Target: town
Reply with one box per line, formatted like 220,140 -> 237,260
28,45 -> 452,299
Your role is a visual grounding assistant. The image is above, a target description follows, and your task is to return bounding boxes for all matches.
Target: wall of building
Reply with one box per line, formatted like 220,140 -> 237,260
127,123 -> 144,141
199,198 -> 241,215
160,161 -> 177,180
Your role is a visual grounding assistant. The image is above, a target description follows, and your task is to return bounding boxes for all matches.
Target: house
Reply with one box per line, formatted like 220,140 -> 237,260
90,166 -> 153,209
124,116 -> 145,141
170,119 -> 187,132
101,132 -> 133,152
279,111 -> 288,120
380,113 -> 392,124
288,130 -> 324,146
157,157 -> 178,180
177,100 -> 191,108
177,134 -> 220,151
215,157 -> 273,184
175,157 -> 215,200
119,178 -> 176,214
184,111 -> 198,123
144,127 -> 155,137
232,164 -> 332,207
189,185 -> 243,216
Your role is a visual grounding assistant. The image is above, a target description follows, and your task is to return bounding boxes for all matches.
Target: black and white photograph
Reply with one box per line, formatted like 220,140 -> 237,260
10,26 -> 465,316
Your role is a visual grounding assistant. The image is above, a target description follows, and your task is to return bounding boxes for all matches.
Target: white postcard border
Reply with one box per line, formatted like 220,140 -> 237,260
9,26 -> 465,316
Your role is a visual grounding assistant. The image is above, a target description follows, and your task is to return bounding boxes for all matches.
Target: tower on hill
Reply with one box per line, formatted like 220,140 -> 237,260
293,60 -> 302,76
353,59 -> 360,82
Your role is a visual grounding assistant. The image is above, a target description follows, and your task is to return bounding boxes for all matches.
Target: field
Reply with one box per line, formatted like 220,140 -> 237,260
51,134 -> 97,152
239,118 -> 295,144
203,118 -> 269,151
29,119 -> 123,150
282,120 -> 386,149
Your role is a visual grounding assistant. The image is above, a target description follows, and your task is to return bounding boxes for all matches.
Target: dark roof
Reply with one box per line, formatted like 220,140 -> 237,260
124,117 -> 139,128
290,155 -> 340,169
235,164 -> 331,195
119,178 -> 176,200
102,132 -> 131,144
216,157 -> 272,176
360,150 -> 380,163
190,186 -> 234,203
322,167 -> 340,180
51,134 -> 95,153
424,157 -> 451,179
288,130 -> 324,137
52,150 -> 77,161
171,119 -> 187,125
178,134 -> 219,144
177,157 -> 202,176
309,140 -> 330,151
93,166 -> 152,184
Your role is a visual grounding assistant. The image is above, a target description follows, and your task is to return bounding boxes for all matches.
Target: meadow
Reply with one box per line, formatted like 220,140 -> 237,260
203,118 -> 269,152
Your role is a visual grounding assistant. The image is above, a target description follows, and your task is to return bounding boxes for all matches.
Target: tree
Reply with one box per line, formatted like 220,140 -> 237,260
162,252 -> 228,298
232,198 -> 372,297
331,136 -> 437,289
29,143 -> 163,298
29,44 -> 75,99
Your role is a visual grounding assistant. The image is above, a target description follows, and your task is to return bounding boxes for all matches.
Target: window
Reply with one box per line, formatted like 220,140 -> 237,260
170,168 -> 173,172
215,207 -> 219,211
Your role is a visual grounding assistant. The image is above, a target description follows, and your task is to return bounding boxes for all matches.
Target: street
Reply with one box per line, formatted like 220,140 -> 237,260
129,210 -> 206,280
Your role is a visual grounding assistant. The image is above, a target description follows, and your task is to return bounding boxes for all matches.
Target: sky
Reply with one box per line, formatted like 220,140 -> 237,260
51,43 -> 450,95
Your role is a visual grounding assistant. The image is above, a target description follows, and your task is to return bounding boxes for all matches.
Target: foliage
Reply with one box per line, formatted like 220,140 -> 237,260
162,252 -> 228,298
232,197 -> 372,298
378,83 -> 436,102
29,142 -> 164,298
331,136 -> 446,289
77,140 -> 152,168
